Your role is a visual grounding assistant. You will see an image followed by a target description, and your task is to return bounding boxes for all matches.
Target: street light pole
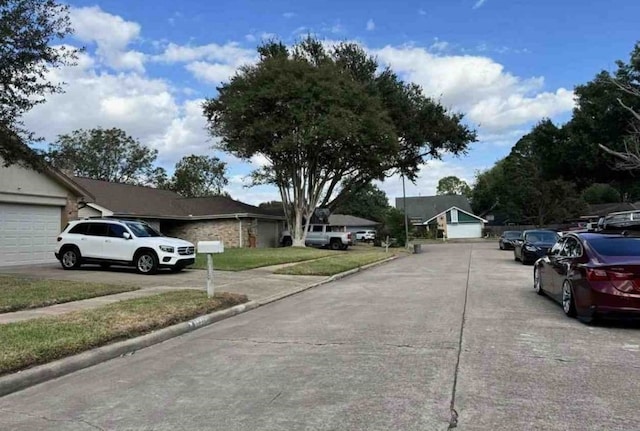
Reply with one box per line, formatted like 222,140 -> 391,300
402,174 -> 409,248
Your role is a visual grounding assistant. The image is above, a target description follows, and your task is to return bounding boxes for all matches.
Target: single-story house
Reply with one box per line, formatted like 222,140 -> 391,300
395,195 -> 486,239
0,156 -> 92,266
327,214 -> 380,234
72,177 -> 286,248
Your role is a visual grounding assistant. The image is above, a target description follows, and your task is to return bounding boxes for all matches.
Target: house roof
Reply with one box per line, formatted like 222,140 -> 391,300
72,176 -> 283,219
423,206 -> 487,224
328,214 -> 380,227
395,195 -> 473,223
582,202 -> 638,218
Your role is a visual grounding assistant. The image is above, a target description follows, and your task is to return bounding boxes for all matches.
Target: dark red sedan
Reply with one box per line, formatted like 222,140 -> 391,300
533,232 -> 640,323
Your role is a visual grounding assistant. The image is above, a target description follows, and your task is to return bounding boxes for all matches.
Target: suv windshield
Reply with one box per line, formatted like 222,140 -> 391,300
125,222 -> 162,238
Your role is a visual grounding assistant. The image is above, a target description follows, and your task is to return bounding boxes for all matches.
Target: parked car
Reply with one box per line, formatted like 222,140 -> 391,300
498,230 -> 522,250
355,230 -> 376,242
533,232 -> 640,322
513,230 -> 559,265
279,224 -> 352,250
55,219 -> 195,274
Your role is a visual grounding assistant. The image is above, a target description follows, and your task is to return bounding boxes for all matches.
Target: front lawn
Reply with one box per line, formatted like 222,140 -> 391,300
193,247 -> 340,271
0,290 -> 247,376
274,251 -> 397,276
0,277 -> 139,313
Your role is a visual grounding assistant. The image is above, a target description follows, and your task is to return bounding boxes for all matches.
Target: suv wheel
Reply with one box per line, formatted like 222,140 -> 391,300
135,250 -> 158,275
60,247 -> 81,270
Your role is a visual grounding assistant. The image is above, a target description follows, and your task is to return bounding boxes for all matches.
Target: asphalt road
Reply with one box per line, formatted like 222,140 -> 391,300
1,242 -> 640,430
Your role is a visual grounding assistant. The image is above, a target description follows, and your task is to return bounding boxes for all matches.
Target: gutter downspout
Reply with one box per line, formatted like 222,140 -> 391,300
235,214 -> 243,248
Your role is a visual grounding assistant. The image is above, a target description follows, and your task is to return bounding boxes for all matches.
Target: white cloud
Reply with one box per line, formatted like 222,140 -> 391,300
418,9 -> 427,15
473,0 -> 487,9
70,6 -> 145,72
366,19 -> 375,31
283,12 -> 295,18
429,39 -> 449,52
374,45 -> 575,132
154,42 -> 255,64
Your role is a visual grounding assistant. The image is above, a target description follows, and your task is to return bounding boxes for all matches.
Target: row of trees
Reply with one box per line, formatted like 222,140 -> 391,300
471,42 -> 640,225
45,127 -> 228,197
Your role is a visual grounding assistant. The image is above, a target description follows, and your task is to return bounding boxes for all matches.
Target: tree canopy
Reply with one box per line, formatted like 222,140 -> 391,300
334,183 -> 390,222
471,41 -> 640,225
170,155 -> 228,198
204,37 -> 475,245
45,128 -> 159,185
436,176 -> 471,196
0,0 -> 78,167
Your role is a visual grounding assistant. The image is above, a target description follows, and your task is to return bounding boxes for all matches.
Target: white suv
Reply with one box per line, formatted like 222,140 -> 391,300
355,230 -> 376,242
55,219 -> 196,274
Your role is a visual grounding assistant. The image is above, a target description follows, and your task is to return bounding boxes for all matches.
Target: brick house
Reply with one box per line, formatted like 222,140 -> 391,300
73,177 -> 286,248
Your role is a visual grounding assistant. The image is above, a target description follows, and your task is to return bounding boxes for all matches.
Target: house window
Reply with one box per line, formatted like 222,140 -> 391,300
450,208 -> 459,223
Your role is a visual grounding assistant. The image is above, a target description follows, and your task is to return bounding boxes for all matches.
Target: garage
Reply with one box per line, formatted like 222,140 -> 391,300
447,222 -> 483,239
0,203 -> 62,266
0,152 -> 90,267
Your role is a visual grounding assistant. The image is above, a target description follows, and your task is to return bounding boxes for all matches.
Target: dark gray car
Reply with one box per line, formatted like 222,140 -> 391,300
499,230 -> 522,250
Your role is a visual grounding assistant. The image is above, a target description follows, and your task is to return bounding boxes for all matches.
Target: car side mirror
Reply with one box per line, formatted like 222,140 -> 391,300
123,232 -> 132,240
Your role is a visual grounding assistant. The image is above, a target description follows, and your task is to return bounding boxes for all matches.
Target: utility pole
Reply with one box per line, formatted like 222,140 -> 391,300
402,174 -> 409,248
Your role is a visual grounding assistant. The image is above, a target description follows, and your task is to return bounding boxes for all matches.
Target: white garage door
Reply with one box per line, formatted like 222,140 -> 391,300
447,223 -> 482,239
0,203 -> 61,266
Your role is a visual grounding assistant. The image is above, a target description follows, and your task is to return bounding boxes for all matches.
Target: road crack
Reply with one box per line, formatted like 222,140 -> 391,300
448,244 -> 473,429
0,408 -> 104,430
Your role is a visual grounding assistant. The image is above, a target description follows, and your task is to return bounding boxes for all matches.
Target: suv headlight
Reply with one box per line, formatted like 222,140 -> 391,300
159,245 -> 175,253
525,245 -> 538,252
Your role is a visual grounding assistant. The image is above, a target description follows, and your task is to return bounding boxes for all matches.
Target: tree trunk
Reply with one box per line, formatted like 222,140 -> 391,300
291,208 -> 306,247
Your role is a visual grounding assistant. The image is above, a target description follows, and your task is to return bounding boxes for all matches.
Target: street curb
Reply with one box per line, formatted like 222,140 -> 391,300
0,253 -> 400,398
0,301 -> 259,398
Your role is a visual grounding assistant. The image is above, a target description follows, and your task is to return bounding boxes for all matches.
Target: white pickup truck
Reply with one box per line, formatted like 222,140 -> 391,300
280,224 -> 353,250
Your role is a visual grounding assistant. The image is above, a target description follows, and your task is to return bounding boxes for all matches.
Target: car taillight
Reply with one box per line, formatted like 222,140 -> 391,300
347,232 -> 352,239
586,267 -> 638,292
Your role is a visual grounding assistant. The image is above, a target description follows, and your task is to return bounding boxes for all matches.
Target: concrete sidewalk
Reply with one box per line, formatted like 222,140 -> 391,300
0,267 -> 326,324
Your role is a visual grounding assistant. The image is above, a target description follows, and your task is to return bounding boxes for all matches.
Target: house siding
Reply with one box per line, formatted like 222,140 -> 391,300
446,209 -> 482,224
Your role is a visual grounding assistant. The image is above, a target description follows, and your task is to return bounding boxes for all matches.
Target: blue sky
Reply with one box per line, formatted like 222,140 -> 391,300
23,0 -> 640,204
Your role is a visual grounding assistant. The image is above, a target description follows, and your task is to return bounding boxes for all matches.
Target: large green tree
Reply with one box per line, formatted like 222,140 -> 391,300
45,128 -> 159,185
1,0 -> 78,167
436,176 -> 471,196
204,37 -> 475,246
169,155 -> 228,198
334,183 -> 389,222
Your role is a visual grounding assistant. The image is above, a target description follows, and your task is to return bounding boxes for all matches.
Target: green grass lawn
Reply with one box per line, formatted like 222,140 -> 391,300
274,251 -> 397,276
193,247 -> 340,271
0,290 -> 247,376
0,277 -> 139,314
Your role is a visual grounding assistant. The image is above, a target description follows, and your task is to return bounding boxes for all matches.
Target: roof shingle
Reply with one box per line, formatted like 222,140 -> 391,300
72,177 -> 279,218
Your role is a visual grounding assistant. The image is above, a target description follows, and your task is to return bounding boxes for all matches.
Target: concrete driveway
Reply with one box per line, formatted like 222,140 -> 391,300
2,243 -> 640,430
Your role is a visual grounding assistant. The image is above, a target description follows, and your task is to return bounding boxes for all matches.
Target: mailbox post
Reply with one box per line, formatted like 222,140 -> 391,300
197,241 -> 224,298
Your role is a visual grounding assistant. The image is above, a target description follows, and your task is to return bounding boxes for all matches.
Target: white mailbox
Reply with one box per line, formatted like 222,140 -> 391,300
197,241 -> 224,298
197,241 -> 224,254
